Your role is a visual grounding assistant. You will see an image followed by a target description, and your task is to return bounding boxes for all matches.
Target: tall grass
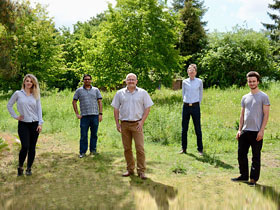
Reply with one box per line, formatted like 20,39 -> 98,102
0,82 -> 279,152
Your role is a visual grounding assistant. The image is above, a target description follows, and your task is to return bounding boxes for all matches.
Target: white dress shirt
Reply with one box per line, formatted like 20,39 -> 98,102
182,77 -> 203,104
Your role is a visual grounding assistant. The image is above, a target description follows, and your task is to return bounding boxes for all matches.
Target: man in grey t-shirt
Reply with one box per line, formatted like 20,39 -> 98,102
232,71 -> 270,186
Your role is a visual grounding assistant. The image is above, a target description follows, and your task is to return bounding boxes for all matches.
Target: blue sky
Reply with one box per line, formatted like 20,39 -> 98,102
30,0 -> 275,32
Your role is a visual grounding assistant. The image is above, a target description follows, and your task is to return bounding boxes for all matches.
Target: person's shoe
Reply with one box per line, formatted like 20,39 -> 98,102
231,176 -> 248,182
179,149 -> 187,154
122,171 -> 134,177
198,151 -> 203,156
248,179 -> 257,186
25,168 -> 32,176
90,151 -> 99,156
79,153 -> 86,158
17,167 -> 24,176
138,172 -> 147,180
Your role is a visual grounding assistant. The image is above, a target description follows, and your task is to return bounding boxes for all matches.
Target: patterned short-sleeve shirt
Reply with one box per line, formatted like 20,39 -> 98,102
73,86 -> 102,116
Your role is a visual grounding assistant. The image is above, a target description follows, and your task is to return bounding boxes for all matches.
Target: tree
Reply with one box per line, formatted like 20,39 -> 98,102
198,28 -> 276,88
262,0 -> 280,42
0,0 -> 65,91
83,0 -> 183,92
175,0 -> 207,74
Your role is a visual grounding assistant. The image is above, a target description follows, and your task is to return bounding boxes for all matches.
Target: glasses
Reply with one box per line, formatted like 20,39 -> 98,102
84,78 -> 91,81
127,79 -> 136,81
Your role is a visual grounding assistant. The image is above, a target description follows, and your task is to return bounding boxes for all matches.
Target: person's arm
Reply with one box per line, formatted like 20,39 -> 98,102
114,108 -> 121,132
199,80 -> 203,103
72,100 -> 82,119
36,98 -> 43,133
256,105 -> 270,141
137,107 -> 151,132
236,107 -> 245,140
7,91 -> 24,121
98,99 -> 103,122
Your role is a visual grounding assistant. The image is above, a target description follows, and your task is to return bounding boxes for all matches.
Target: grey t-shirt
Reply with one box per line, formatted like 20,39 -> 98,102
241,91 -> 270,132
73,86 -> 102,116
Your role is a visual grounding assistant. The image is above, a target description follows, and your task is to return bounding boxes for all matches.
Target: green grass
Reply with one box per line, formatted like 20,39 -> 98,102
0,83 -> 279,209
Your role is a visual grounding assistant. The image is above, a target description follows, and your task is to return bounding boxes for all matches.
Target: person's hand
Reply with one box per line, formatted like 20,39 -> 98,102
16,115 -> 24,121
99,115 -> 103,122
256,130 -> 264,141
76,114 -> 82,119
116,123 -> 121,133
136,120 -> 144,132
236,130 -> 241,140
37,125 -> 42,133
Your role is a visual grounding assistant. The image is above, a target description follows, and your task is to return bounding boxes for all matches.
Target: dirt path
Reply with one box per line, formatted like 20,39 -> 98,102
0,132 -> 279,210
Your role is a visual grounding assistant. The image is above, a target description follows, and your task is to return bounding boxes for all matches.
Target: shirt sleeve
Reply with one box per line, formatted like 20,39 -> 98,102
73,89 -> 79,100
7,91 -> 19,119
182,80 -> 186,99
241,96 -> 245,108
263,94 -> 270,106
96,89 -> 102,100
111,92 -> 120,109
143,91 -> 154,109
37,98 -> 44,125
199,80 -> 203,103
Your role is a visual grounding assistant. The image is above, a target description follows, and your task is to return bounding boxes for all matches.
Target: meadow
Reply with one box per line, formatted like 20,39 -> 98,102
0,83 -> 279,209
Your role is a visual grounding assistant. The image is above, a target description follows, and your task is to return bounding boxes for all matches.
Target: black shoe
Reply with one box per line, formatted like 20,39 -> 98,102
231,176 -> 248,182
179,149 -> 187,154
17,167 -> 24,176
26,168 -> 32,176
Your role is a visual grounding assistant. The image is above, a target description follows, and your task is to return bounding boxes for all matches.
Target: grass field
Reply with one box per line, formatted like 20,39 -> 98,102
0,83 -> 279,209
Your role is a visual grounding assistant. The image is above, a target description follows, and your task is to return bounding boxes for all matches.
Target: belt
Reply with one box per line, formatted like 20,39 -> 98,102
184,102 -> 199,107
121,119 -> 141,123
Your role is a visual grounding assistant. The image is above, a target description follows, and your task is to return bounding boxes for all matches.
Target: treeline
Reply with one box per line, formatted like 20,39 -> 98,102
0,0 -> 279,92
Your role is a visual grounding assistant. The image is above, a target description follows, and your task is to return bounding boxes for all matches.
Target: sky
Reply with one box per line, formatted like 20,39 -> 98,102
29,0 -> 275,32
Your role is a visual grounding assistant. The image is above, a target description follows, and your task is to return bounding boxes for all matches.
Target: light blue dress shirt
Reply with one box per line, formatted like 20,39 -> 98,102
7,89 -> 44,125
182,77 -> 203,104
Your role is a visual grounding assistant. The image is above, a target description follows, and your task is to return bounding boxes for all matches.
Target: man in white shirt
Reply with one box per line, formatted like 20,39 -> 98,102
111,73 -> 153,179
180,64 -> 203,155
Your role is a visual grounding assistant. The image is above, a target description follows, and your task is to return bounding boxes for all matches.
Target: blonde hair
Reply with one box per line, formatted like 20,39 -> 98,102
22,74 -> 40,100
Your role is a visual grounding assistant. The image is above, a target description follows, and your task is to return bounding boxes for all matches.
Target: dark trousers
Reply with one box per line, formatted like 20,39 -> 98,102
18,121 -> 39,168
238,130 -> 263,181
80,115 -> 99,154
181,104 -> 203,152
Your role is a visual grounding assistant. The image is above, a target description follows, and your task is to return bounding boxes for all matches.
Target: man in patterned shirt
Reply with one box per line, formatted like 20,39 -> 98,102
72,74 -> 103,158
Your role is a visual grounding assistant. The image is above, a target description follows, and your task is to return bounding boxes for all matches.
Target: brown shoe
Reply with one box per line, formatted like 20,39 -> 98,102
122,171 -> 134,177
138,172 -> 147,180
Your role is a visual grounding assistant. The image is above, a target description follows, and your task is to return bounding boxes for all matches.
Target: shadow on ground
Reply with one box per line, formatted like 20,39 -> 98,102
129,176 -> 178,210
187,152 -> 234,169
255,184 -> 280,210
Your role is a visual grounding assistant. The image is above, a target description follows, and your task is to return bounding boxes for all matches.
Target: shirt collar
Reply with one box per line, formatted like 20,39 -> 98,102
125,86 -> 138,93
21,89 -> 32,96
83,85 -> 92,90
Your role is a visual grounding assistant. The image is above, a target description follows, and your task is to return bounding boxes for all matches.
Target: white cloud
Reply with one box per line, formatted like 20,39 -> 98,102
236,0 -> 274,20
30,0 -> 116,28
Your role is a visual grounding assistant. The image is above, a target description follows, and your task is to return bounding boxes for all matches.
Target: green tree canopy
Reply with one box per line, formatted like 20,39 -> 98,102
83,0 -> 183,92
198,28 -> 276,88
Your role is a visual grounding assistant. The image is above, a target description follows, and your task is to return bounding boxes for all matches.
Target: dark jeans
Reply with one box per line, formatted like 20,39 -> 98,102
238,130 -> 263,181
18,121 -> 39,168
80,115 -> 99,154
181,104 -> 203,152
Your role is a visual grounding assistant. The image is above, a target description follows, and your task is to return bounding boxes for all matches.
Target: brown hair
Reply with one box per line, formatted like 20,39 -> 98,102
246,71 -> 260,82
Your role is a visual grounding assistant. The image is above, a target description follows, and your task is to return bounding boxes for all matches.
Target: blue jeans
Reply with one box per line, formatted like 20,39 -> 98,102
80,115 -> 99,154
181,104 -> 203,152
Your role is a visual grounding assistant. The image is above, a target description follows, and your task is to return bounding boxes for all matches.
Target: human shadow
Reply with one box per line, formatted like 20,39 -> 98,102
255,184 -> 280,210
187,152 -> 234,169
129,176 -> 178,210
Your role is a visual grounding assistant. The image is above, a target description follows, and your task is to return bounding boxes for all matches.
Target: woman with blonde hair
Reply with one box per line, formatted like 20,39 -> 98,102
7,74 -> 43,176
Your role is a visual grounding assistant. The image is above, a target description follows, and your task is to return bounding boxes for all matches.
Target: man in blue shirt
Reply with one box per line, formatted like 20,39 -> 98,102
72,74 -> 103,158
180,64 -> 203,155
